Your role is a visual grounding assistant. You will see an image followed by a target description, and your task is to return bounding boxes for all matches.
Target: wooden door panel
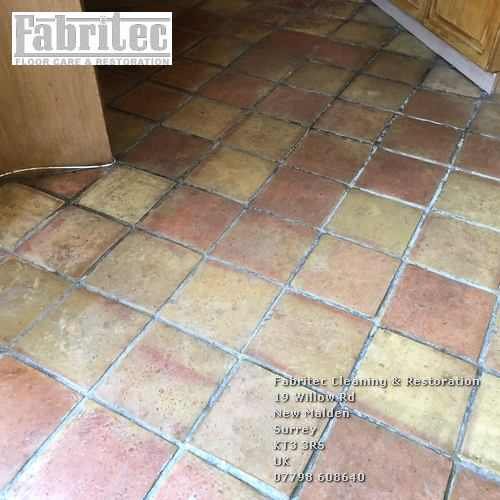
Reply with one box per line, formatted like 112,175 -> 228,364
393,0 -> 429,20
0,0 -> 111,176
425,0 -> 500,67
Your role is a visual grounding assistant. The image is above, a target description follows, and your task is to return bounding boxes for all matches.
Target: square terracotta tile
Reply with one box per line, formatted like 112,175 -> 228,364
486,312 -> 500,372
354,329 -> 475,450
176,9 -> 224,32
97,322 -> 233,438
309,39 -> 376,70
328,191 -> 421,255
215,18 -> 273,43
257,86 -> 330,125
437,172 -> 500,229
357,150 -> 445,205
0,259 -> 69,344
161,261 -> 278,349
384,116 -> 460,163
286,12 -> 342,36
17,207 -> 127,278
451,470 -> 500,500
172,29 -> 205,55
462,374 -> 500,473
105,109 -> 151,154
187,146 -> 274,202
411,214 -> 500,288
14,286 -> 142,387
224,113 -> 304,161
365,52 -> 431,85
199,70 -> 273,108
295,235 -> 399,315
202,0 -> 251,15
123,127 -> 212,179
164,97 -> 243,140
248,292 -> 370,382
385,32 -> 435,60
332,21 -> 395,48
287,62 -> 353,95
6,401 -> 174,500
112,82 -> 188,121
314,0 -> 359,20
79,167 -> 172,224
141,186 -> 241,250
404,90 -> 475,128
384,265 -> 494,359
0,183 -> 62,251
288,131 -> 371,182
456,133 -> 500,178
301,416 -> 451,500
423,65 -> 481,98
155,453 -> 265,500
192,362 -> 329,495
213,210 -> 315,281
341,74 -> 412,111
97,69 -> 137,103
316,100 -> 392,142
354,4 -> 397,26
253,167 -> 344,225
0,358 -> 78,489
185,36 -> 248,66
233,46 -> 300,81
86,231 -> 200,311
237,4 -> 291,26
24,169 -> 105,200
472,102 -> 500,137
152,59 -> 221,92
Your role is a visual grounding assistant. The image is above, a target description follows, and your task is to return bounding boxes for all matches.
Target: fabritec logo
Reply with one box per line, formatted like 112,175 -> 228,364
12,12 -> 172,65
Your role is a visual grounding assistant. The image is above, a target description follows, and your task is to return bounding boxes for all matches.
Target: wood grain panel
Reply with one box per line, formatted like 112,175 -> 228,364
392,0 -> 429,20
425,0 -> 500,69
0,0 -> 111,176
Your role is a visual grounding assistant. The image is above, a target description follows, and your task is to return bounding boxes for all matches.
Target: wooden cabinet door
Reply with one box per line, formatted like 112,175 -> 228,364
425,0 -> 500,69
393,0 -> 429,20
0,0 -> 111,177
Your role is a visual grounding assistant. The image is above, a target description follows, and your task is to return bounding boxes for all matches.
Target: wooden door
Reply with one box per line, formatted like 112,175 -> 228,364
0,0 -> 111,177
393,0 -> 429,20
425,0 -> 500,69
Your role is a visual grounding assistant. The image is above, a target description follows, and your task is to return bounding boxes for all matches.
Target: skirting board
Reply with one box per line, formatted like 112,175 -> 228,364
372,0 -> 498,94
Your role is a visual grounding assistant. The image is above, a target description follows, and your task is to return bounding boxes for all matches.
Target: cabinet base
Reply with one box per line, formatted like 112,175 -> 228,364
372,0 -> 497,94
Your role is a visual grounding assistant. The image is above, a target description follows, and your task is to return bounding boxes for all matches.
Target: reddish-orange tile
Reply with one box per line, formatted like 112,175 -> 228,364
288,131 -> 371,182
7,402 -> 174,500
123,128 -> 212,179
155,453 -> 265,499
152,58 -> 221,92
213,210 -> 314,282
97,323 -> 233,438
141,186 -> 241,250
192,362 -> 329,495
199,70 -> 272,108
294,235 -> 399,315
0,358 -> 78,489
384,265 -> 494,359
248,292 -> 371,382
405,90 -> 475,128
456,133 -> 500,178
384,116 -> 460,163
24,169 -> 105,199
451,470 -> 500,500
17,207 -> 126,278
113,82 -> 188,121
253,167 -> 344,225
233,46 -> 300,81
301,416 -> 451,500
310,39 -> 376,70
316,100 -> 392,141
257,86 -> 330,125
357,150 -> 445,204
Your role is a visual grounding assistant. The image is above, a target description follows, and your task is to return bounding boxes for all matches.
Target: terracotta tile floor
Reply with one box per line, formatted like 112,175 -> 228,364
1,0 -> 500,498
